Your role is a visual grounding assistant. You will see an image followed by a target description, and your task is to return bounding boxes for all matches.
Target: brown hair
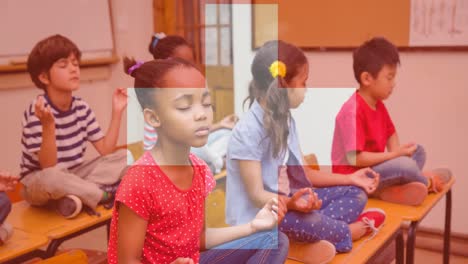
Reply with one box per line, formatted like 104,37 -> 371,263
123,57 -> 199,110
353,37 -> 400,84
148,35 -> 193,60
27,34 -> 81,90
247,40 -> 307,158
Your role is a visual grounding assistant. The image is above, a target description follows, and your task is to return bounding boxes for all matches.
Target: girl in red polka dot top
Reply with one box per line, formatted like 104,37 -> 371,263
107,58 -> 289,264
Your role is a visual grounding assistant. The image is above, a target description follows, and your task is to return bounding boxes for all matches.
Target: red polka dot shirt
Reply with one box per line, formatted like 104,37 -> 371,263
107,151 -> 215,264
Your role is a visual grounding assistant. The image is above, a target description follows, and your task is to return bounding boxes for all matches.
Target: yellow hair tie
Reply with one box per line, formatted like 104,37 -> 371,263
269,60 -> 286,78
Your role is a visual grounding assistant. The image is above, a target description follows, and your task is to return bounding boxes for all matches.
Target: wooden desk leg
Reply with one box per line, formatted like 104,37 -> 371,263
44,220 -> 111,258
45,239 -> 62,258
444,189 -> 452,264
396,230 -> 404,264
406,221 -> 419,264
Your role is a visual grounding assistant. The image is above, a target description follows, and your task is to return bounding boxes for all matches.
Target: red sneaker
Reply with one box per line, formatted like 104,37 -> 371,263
357,208 -> 386,237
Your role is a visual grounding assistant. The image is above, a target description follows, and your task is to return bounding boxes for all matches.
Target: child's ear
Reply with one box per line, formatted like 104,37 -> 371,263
38,72 -> 51,86
143,109 -> 161,128
360,71 -> 373,86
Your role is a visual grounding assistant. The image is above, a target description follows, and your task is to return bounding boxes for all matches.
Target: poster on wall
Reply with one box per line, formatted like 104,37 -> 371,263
410,0 -> 468,46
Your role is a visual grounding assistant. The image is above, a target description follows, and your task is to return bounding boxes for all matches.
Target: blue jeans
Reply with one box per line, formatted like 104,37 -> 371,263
280,186 -> 367,253
0,192 -> 11,224
373,145 -> 428,191
199,229 -> 289,264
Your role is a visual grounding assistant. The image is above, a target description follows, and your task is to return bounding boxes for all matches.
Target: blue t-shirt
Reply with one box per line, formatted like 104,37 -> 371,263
225,100 -> 311,225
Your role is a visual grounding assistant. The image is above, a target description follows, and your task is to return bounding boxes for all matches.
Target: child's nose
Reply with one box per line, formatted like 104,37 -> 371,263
69,63 -> 79,72
194,106 -> 207,121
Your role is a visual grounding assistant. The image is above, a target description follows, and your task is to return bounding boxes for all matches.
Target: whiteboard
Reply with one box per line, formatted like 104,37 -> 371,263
0,0 -> 114,65
410,0 -> 468,46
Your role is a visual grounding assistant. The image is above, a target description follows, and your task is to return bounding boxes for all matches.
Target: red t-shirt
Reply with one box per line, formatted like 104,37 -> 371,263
107,151 -> 215,264
332,92 -> 395,174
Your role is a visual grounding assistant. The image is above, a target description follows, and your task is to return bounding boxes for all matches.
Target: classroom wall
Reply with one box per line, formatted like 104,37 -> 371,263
232,4 -> 468,234
2,0 -> 465,236
0,0 -> 153,171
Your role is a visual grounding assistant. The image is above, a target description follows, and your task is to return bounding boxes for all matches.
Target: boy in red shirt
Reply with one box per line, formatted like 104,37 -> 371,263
332,37 -> 451,205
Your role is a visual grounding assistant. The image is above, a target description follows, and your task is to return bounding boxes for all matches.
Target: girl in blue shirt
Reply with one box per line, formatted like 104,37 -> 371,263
226,40 -> 386,258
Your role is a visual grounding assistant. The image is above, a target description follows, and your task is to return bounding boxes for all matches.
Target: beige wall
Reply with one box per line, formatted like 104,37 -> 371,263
1,1 -> 465,237
0,0 -> 153,172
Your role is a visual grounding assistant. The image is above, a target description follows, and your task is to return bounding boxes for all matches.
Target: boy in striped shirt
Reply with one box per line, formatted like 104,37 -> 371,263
20,35 -> 128,218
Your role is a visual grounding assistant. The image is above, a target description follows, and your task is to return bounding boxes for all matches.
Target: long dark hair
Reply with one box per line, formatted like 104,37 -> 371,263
246,40 -> 307,158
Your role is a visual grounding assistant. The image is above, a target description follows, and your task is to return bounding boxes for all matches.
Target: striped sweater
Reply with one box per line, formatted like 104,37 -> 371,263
20,95 -> 104,178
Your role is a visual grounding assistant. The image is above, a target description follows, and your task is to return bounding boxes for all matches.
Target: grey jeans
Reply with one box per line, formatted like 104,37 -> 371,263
21,149 -> 127,208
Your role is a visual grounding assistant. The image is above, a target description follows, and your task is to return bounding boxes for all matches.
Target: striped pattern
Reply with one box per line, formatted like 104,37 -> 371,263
143,121 -> 157,150
20,95 -> 104,178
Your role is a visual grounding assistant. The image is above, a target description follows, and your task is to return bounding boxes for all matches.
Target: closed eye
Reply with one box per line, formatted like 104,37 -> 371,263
202,90 -> 211,107
176,106 -> 191,111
